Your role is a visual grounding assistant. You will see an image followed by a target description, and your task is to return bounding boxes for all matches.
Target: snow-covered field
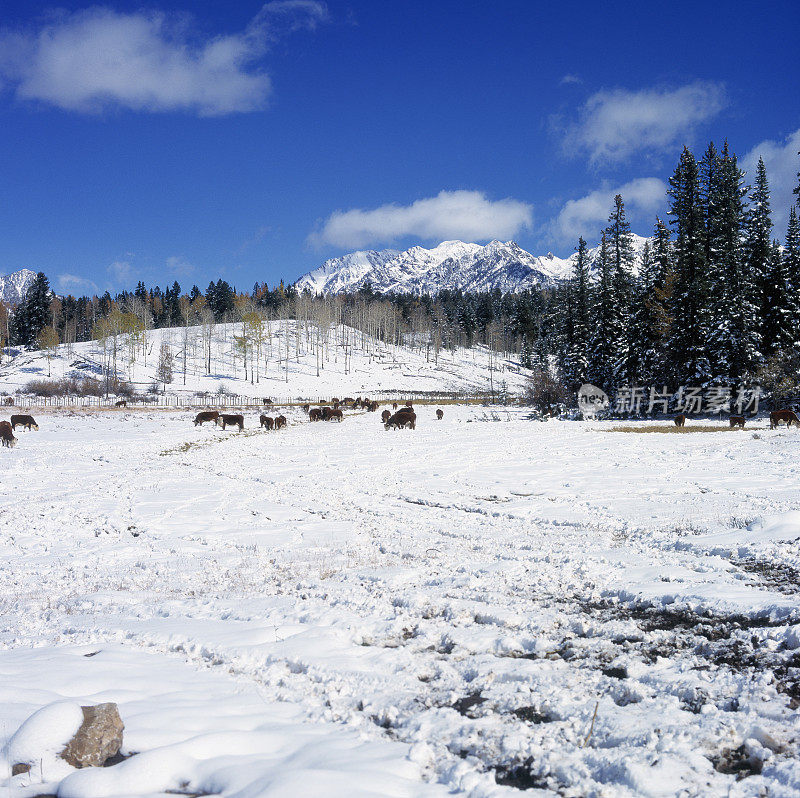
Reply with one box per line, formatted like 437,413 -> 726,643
2,407 -> 800,797
0,321 -> 526,400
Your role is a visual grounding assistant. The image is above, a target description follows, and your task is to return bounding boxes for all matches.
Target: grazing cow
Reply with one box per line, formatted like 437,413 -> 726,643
342,397 -> 355,406
729,416 -> 746,429
275,415 -> 287,429
0,420 -> 16,448
770,409 -> 800,429
385,410 -> 416,430
392,402 -> 398,410
216,414 -> 244,431
260,415 -> 275,430
436,408 -> 444,420
332,400 -> 340,409
367,401 -> 379,412
10,414 -> 39,431
194,410 -> 219,426
115,400 -> 127,408
381,409 -> 391,423
320,406 -> 333,421
263,398 -> 273,406
302,404 -> 310,414
674,414 -> 686,427
309,408 -> 322,422
328,408 -> 343,422
3,397 -> 13,406
404,401 -> 413,408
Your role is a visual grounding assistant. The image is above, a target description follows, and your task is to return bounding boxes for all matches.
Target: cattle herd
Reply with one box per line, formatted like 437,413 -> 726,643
191,397 -> 433,432
2,402 -> 799,451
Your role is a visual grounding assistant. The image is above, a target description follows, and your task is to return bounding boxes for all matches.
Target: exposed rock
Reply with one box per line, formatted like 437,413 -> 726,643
59,703 -> 124,768
11,763 -> 31,776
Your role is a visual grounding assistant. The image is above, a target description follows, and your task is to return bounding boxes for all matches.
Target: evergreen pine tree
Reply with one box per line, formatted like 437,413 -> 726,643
10,272 -> 52,347
605,195 -> 635,384
784,206 -> 800,340
588,234 -> 615,390
745,157 -> 774,350
649,218 -> 675,386
563,237 -> 591,387
667,147 -> 713,385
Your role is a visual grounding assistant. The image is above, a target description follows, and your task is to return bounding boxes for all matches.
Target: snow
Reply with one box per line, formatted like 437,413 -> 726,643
0,321 -> 527,399
294,235 -> 652,295
1,411 -> 800,796
0,268 -> 36,307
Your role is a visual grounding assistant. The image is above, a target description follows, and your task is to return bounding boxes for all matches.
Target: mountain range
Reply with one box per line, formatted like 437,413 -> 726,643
295,235 -> 650,295
0,269 -> 37,307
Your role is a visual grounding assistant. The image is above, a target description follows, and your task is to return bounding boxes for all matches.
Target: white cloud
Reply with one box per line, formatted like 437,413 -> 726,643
560,74 -> 582,85
741,128 -> 800,238
552,177 -> 666,244
0,2 -> 327,115
57,273 -> 98,294
166,256 -> 195,277
564,81 -> 726,165
310,190 -> 533,249
107,260 -> 133,285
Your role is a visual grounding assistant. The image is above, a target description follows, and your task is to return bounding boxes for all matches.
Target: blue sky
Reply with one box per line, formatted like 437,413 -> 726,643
0,0 -> 798,295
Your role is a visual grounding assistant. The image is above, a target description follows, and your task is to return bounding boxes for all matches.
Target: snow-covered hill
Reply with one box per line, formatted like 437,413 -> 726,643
0,268 -> 36,306
0,320 -> 528,398
296,236 -> 650,295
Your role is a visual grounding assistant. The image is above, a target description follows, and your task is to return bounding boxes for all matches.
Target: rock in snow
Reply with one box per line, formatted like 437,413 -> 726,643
60,703 -> 124,768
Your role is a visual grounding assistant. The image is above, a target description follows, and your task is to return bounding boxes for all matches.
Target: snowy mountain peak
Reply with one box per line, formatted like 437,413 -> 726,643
295,234 -> 651,296
0,268 -> 37,306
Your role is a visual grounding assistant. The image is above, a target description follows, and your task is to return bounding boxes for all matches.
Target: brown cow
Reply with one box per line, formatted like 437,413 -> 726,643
115,400 -> 127,408
342,397 -> 355,406
385,410 -> 416,430
216,414 -> 244,431
392,402 -> 398,410
263,398 -> 273,406
275,415 -> 287,429
436,408 -> 443,420
302,404 -> 310,413
674,414 -> 686,427
404,401 -> 413,408
10,414 -> 39,431
328,408 -> 343,422
367,401 -> 379,412
729,416 -> 746,429
381,409 -> 391,423
0,420 -> 16,448
3,397 -> 13,406
260,415 -> 275,430
194,410 -> 219,426
770,409 -> 800,429
320,406 -> 334,421
309,408 -> 322,421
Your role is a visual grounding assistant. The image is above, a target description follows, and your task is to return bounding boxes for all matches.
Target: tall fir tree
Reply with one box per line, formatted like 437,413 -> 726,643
784,206 -> 800,340
604,194 -> 636,384
667,147 -> 713,385
10,272 -> 52,348
563,237 -> 591,387
762,241 -> 794,356
588,233 -> 615,390
649,218 -> 675,386
745,157 -> 774,351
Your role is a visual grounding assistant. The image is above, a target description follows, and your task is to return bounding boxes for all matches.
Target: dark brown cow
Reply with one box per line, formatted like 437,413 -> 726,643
275,415 -> 287,429
216,414 -> 244,431
309,408 -> 322,421
674,414 -> 686,427
194,410 -> 219,426
381,409 -> 391,423
320,406 -> 334,421
10,414 -> 38,431
332,400 -> 340,409
260,415 -> 275,430
3,397 -> 13,406
0,420 -> 16,448
328,408 -> 343,422
436,408 -> 443,420
115,400 -> 127,408
263,398 -> 273,406
729,416 -> 745,429
392,402 -> 398,410
342,397 -> 355,406
404,401 -> 413,408
367,401 -> 379,412
302,404 -> 310,413
770,409 -> 800,429
353,398 -> 363,409
385,410 -> 416,430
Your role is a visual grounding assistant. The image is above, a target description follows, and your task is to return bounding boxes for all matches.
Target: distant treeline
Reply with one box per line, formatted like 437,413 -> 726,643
3,141 -> 799,402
